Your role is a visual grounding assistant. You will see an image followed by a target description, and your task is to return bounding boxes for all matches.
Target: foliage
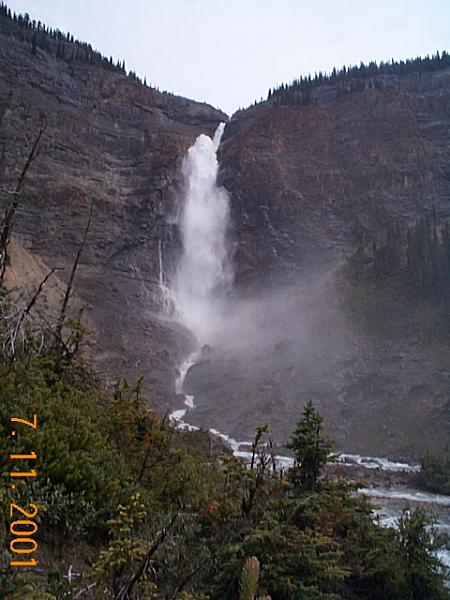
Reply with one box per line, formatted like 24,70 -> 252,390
93,493 -> 158,599
0,1 -> 128,76
267,51 -> 450,107
396,508 -> 448,600
419,453 -> 450,495
0,1 -> 163,88
239,556 -> 270,600
0,296 -> 448,599
0,353 -> 129,520
286,400 -> 335,491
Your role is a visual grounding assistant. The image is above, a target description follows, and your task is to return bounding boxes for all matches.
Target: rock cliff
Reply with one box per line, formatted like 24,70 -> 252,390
185,65 -> 450,458
0,10 -> 226,409
219,66 -> 450,285
1,8 -> 449,458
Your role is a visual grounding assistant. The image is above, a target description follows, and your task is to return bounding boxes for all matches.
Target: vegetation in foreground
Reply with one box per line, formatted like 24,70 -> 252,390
0,292 -> 448,599
0,70 -> 448,598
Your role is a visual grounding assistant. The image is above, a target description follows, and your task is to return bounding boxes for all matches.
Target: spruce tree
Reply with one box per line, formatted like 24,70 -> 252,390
397,508 -> 447,600
31,31 -> 37,55
287,400 -> 335,491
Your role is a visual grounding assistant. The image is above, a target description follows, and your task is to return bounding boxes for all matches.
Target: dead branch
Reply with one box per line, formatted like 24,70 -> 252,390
168,563 -> 203,600
268,435 -> 277,473
55,199 -> 94,355
73,582 -> 96,599
12,268 -> 56,340
0,119 -> 47,286
115,514 -> 178,600
2,267 -> 56,358
137,432 -> 154,483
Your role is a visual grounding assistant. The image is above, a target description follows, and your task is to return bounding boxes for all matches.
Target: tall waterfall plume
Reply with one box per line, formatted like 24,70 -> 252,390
170,123 -> 232,342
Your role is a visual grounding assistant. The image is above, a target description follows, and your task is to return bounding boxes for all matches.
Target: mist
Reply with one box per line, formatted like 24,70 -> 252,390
169,123 -> 350,364
166,122 -> 356,447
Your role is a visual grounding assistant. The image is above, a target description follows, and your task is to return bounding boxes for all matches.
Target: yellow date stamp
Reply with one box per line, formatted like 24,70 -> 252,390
8,414 -> 39,567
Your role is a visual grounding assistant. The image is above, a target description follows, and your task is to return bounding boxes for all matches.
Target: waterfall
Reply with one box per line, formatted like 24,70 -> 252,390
170,122 -> 232,343
158,240 -> 173,314
165,129 -> 450,575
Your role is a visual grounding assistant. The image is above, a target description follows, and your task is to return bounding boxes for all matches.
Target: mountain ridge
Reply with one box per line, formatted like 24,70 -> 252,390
0,5 -> 225,412
1,5 -> 449,457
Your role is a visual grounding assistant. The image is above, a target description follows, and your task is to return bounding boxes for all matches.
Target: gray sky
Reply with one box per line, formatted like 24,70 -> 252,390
6,0 -> 450,115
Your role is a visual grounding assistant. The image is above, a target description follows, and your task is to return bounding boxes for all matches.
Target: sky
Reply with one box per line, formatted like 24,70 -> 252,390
5,0 -> 450,115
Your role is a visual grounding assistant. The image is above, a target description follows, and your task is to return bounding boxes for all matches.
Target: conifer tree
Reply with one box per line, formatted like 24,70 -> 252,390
31,30 -> 37,55
397,508 -> 447,600
287,400 -> 335,491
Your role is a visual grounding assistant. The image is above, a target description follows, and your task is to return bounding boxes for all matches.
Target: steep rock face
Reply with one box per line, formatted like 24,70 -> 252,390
219,68 -> 450,285
184,68 -> 450,458
0,13 -> 225,407
2,9 -> 449,458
